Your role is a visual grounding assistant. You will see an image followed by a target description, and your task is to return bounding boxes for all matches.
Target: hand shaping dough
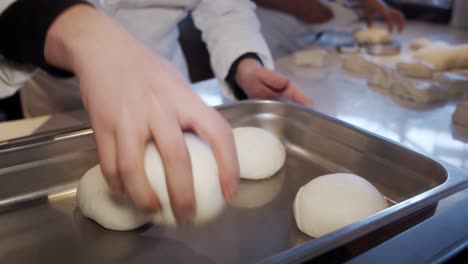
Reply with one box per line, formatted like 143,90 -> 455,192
293,173 -> 388,238
391,77 -> 448,103
78,127 -> 287,230
293,48 -> 328,68
146,133 -> 225,226
435,72 -> 468,97
78,133 -> 225,230
233,127 -> 286,180
77,165 -> 149,231
353,28 -> 391,45
453,102 -> 468,127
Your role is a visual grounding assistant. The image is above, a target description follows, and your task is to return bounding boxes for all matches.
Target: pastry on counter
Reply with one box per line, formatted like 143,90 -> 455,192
353,28 -> 391,45
391,77 -> 449,104
292,48 -> 328,68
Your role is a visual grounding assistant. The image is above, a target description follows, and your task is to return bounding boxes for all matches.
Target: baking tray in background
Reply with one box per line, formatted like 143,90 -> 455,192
0,99 -> 467,264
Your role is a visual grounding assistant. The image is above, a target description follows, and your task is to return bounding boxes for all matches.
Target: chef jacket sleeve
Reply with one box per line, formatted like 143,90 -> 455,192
191,0 -> 274,98
0,0 -> 90,99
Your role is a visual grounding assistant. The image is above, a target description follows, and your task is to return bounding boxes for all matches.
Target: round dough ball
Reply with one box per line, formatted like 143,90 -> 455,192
233,127 -> 286,180
293,173 -> 388,238
354,28 -> 391,44
146,133 -> 225,226
77,165 -> 149,231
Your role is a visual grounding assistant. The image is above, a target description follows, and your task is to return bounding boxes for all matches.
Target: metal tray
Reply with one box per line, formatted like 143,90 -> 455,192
0,99 -> 467,264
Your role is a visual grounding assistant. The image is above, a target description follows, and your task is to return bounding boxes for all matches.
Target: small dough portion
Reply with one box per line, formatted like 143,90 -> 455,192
353,28 -> 391,45
77,165 -> 149,231
413,43 -> 468,71
293,173 -> 388,238
391,77 -> 448,103
453,102 -> 468,127
293,48 -> 328,68
435,72 -> 468,97
146,133 -> 225,226
341,53 -> 377,78
368,66 -> 397,92
233,127 -> 286,180
396,59 -> 435,78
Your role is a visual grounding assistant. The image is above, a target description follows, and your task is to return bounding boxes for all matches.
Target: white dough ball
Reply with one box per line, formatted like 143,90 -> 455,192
146,133 -> 225,226
77,165 -> 149,231
354,28 -> 391,44
233,127 -> 286,180
293,173 -> 388,238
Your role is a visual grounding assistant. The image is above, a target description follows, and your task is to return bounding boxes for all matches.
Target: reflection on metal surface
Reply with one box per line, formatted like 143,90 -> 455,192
48,187 -> 77,201
231,168 -> 286,209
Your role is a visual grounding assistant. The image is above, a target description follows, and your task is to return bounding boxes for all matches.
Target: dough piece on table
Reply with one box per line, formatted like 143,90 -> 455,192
293,48 -> 328,68
396,58 -> 436,78
413,43 -> 468,71
366,53 -> 404,91
435,72 -> 468,97
353,28 -> 391,45
341,53 -> 377,78
391,77 -> 448,103
233,127 -> 286,180
410,38 -> 433,50
293,173 -> 388,238
453,101 -> 468,127
368,66 -> 398,91
77,165 -> 149,231
146,133 -> 224,226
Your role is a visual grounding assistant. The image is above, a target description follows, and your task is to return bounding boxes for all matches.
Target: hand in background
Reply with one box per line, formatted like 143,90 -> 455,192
235,58 -> 313,107
293,0 -> 334,24
363,0 -> 406,32
44,5 -> 239,223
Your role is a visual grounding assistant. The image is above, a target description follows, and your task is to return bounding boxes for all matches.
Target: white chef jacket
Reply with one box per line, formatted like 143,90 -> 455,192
0,0 -> 273,116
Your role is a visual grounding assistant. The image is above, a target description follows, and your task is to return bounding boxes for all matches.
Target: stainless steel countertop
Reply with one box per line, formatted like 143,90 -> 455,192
275,21 -> 468,211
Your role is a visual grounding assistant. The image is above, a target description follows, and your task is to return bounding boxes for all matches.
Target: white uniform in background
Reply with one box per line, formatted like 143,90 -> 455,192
256,1 -> 359,59
0,0 -> 273,117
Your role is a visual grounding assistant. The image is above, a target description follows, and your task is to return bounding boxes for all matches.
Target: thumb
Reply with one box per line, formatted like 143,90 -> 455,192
258,69 -> 289,93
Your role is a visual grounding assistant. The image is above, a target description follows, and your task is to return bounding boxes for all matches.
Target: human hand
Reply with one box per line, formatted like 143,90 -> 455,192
45,5 -> 239,223
293,0 -> 334,24
234,58 -> 312,107
363,0 -> 405,32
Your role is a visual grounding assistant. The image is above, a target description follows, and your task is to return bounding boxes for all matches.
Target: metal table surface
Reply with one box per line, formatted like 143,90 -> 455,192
274,21 -> 468,212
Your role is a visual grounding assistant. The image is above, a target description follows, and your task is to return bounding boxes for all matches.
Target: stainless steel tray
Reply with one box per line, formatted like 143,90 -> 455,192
0,99 -> 467,264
